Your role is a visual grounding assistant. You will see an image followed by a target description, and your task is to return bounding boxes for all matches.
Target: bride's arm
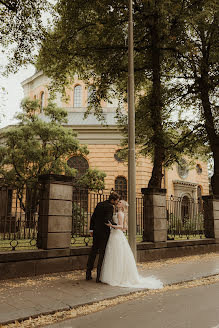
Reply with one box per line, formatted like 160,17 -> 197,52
117,212 -> 127,231
106,212 -> 124,230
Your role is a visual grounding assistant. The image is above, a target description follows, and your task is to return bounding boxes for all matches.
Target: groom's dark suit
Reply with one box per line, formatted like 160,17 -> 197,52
86,199 -> 116,281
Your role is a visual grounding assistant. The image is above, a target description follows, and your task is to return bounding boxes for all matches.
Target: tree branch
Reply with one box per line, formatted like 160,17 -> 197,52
0,0 -> 17,12
167,123 -> 203,150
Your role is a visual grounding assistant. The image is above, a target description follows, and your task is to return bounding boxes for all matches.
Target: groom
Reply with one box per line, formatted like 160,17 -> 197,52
86,191 -> 120,282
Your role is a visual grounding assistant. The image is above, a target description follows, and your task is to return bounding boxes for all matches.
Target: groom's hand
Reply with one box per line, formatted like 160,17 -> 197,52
111,219 -> 117,226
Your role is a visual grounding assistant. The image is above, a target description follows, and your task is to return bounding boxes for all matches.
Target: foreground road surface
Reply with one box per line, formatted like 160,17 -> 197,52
48,281 -> 219,328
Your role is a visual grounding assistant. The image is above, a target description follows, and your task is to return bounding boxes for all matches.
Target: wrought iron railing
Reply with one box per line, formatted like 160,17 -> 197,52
0,185 -> 144,250
0,187 -> 38,251
1,184 -> 207,250
167,196 -> 205,240
71,188 -> 144,246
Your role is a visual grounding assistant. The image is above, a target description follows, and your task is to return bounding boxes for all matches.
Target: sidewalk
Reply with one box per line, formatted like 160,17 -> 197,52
0,253 -> 219,325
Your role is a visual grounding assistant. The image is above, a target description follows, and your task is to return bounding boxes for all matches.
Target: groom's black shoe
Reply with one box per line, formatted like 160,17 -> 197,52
86,271 -> 92,281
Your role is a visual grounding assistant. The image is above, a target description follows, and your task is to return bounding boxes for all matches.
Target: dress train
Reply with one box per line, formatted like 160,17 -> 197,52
100,227 -> 163,289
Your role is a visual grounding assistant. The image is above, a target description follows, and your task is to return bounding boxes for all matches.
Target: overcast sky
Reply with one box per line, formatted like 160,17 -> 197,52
0,1 -> 54,129
0,63 -> 36,129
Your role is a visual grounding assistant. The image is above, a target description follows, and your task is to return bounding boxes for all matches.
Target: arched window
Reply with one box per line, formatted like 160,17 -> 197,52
40,92 -> 45,112
74,85 -> 82,108
115,176 -> 127,200
67,155 -> 89,179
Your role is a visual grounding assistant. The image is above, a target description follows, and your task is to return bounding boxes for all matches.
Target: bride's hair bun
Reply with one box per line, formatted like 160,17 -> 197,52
120,200 -> 129,211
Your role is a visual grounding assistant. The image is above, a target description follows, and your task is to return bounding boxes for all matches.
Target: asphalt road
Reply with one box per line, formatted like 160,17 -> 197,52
47,282 -> 219,328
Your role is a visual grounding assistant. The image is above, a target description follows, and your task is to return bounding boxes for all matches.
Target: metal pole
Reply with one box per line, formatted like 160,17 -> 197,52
128,0 -> 136,260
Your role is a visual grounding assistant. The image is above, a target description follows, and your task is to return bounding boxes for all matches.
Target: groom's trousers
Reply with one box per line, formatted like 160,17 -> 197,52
86,232 -> 109,280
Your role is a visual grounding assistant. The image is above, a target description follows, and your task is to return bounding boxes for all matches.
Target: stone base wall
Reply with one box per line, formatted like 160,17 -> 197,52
38,175 -> 73,250
203,195 -> 219,239
142,188 -> 167,242
0,239 -> 218,280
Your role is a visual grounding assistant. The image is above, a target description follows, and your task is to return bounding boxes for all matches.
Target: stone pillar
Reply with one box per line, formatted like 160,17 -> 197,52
202,195 -> 219,240
141,188 -> 167,242
37,174 -> 73,249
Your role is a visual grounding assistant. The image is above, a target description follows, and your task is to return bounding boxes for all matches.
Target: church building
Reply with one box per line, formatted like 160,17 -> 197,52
21,70 -> 209,202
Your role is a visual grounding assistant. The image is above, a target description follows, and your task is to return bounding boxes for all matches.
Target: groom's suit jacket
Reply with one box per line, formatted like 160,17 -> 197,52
90,200 -> 116,239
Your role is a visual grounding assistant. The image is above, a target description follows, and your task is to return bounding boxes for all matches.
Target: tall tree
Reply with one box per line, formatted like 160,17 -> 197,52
174,0 -> 219,194
0,0 -> 49,74
39,0 -> 204,189
0,99 -> 105,213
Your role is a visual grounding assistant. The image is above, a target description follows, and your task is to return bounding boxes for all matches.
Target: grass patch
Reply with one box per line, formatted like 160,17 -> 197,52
168,234 -> 206,240
0,235 -> 144,251
0,234 -> 205,251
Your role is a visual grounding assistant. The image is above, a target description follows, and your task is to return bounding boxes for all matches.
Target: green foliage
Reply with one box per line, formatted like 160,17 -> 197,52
37,0 -> 184,111
0,98 -> 87,191
117,90 -> 210,167
175,0 -> 218,104
168,214 -> 204,236
172,0 -> 219,193
37,0 -> 213,188
76,168 -> 106,191
0,98 -> 107,213
72,203 -> 87,235
0,0 -> 51,74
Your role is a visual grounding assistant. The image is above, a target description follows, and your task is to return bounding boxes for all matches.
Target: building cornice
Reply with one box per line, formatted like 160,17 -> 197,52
0,123 -> 123,145
21,70 -> 45,86
67,125 -> 120,131
70,125 -> 123,145
173,180 -> 198,187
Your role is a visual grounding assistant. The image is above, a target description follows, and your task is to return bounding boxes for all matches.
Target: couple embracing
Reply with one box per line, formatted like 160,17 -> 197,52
86,192 -> 163,289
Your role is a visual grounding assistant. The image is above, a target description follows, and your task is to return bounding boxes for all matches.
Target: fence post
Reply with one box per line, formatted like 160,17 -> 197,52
141,188 -> 167,242
202,195 -> 219,240
37,174 -> 73,249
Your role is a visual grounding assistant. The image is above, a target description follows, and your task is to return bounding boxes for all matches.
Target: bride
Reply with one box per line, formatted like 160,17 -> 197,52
100,200 -> 163,289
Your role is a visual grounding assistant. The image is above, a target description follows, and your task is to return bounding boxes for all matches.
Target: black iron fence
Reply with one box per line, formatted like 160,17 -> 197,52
167,196 -> 205,240
0,184 -> 207,250
0,185 -> 144,250
0,187 -> 38,251
71,188 -> 144,246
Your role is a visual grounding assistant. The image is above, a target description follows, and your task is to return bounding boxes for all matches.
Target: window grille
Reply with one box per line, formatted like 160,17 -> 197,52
115,176 -> 127,200
67,156 -> 89,179
74,85 -> 82,107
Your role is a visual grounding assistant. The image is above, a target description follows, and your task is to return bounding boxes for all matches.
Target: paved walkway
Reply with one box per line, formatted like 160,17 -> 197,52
0,253 -> 219,325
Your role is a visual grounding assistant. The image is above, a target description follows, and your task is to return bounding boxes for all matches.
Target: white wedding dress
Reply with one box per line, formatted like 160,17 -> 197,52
100,212 -> 163,289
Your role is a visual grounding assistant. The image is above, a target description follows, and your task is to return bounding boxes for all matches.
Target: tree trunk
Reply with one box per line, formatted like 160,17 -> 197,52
199,60 -> 219,195
200,89 -> 219,195
211,141 -> 219,195
148,11 -> 165,189
148,146 -> 164,189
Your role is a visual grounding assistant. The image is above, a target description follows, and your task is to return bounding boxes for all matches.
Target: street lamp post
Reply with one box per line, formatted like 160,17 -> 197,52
128,0 -> 136,260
